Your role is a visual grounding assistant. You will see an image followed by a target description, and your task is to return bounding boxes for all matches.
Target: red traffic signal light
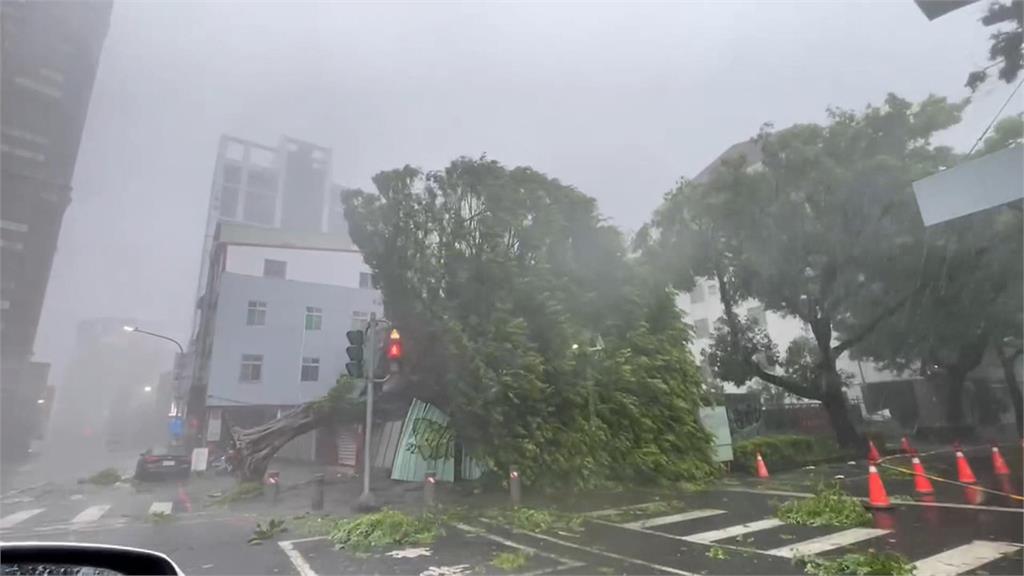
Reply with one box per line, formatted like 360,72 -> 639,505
387,328 -> 402,360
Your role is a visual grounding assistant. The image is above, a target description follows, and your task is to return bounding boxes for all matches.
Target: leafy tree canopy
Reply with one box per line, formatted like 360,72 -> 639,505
639,94 -> 968,445
966,1 -> 1023,92
343,157 -> 715,488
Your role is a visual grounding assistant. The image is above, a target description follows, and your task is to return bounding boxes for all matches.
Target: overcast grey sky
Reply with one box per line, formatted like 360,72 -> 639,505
36,1 -> 1022,380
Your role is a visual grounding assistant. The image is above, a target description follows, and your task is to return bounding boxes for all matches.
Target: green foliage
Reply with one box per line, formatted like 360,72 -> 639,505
213,482 -> 264,505
641,94 -> 968,445
777,485 -> 871,527
290,513 -> 340,537
706,546 -> 729,560
733,436 -> 844,473
314,376 -> 362,422
329,509 -> 441,550
84,468 -> 122,485
600,500 -> 682,523
975,115 -> 1023,157
801,551 -> 915,576
343,157 -> 715,488
485,507 -> 583,534
965,1 -> 1023,91
248,518 -> 287,545
491,551 -> 532,571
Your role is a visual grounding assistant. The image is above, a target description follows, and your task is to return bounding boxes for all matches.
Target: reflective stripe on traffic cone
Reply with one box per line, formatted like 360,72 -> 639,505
865,465 -> 893,509
900,437 -> 913,455
955,450 -> 977,484
911,456 -> 934,495
867,439 -> 881,463
756,452 -> 770,478
992,446 -> 1011,476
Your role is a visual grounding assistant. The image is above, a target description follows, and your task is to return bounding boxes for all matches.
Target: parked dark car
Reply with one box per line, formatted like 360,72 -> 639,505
134,447 -> 190,481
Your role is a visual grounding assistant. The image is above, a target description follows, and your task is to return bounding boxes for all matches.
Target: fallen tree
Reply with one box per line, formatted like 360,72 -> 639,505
230,378 -> 361,483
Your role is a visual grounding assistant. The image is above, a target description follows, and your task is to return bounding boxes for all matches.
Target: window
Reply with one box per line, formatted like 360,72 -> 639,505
246,300 -> 266,326
351,310 -> 369,330
305,306 -> 323,331
694,318 -> 711,339
301,357 -> 320,382
359,272 -> 373,289
747,305 -> 766,326
263,259 -> 287,278
239,354 -> 263,382
690,284 -> 706,304
707,283 -> 719,297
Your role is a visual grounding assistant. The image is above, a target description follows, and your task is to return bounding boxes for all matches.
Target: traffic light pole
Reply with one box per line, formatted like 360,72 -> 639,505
357,313 -> 378,509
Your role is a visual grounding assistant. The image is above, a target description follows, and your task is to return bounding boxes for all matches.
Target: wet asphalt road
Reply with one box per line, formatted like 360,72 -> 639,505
1,444 -> 1021,575
3,478 -> 1021,575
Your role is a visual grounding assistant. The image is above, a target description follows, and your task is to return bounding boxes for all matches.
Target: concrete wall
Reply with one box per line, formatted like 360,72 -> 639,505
206,272 -> 382,407
225,245 -> 373,289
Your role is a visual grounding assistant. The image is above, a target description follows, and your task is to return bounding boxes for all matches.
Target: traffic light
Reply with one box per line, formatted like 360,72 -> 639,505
386,328 -> 402,360
345,329 -> 364,377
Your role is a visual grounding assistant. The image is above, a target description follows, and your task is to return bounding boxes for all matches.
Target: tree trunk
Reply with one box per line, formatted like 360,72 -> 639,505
995,346 -> 1024,437
942,331 -> 990,430
821,382 -> 860,448
945,369 -> 968,428
231,404 -> 328,483
821,382 -> 857,447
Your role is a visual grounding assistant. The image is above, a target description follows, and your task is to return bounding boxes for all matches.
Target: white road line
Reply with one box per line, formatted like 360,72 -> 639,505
622,509 -> 724,529
455,523 -> 585,575
766,528 -> 890,558
0,508 -> 44,529
148,501 -> 173,515
500,525 -> 698,576
682,518 -> 785,544
586,501 -> 663,517
278,539 -> 320,576
719,487 -> 1024,514
911,540 -> 1021,576
71,505 -> 111,524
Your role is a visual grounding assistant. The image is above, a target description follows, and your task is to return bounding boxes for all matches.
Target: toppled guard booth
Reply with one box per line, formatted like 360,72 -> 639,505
386,399 -> 484,482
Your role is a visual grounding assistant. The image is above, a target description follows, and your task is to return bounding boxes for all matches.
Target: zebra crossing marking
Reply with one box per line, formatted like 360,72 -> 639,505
682,518 -> 785,544
911,540 -> 1021,576
622,509 -> 725,529
0,508 -> 45,529
765,527 -> 890,558
71,505 -> 111,524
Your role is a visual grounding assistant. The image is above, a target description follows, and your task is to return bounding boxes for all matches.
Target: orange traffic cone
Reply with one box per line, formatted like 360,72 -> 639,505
900,437 -> 913,455
992,446 -> 1011,476
955,450 -> 977,484
755,452 -> 770,478
867,439 -> 882,463
911,456 -> 934,495
866,465 -> 893,509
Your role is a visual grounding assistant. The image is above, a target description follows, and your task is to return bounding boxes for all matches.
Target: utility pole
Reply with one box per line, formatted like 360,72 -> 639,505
357,313 -> 378,509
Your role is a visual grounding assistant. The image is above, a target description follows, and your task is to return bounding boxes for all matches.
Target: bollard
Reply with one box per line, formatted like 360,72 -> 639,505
509,466 -> 521,507
266,470 -> 280,504
311,473 -> 325,511
424,472 -> 437,508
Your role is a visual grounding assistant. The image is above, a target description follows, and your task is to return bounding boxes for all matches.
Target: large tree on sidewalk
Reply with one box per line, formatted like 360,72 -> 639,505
639,94 -> 967,447
848,115 -> 1023,432
342,157 -> 715,488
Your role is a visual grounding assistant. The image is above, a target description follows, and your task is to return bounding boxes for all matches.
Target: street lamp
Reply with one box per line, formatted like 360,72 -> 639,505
122,325 -> 184,354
